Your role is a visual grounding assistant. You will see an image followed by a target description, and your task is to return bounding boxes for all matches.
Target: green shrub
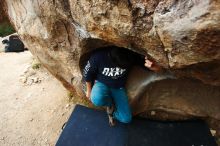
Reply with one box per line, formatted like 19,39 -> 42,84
32,63 -> 41,70
0,22 -> 15,37
31,58 -> 41,70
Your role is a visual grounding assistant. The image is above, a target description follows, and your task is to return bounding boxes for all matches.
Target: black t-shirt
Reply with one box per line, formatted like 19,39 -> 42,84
83,48 -> 146,88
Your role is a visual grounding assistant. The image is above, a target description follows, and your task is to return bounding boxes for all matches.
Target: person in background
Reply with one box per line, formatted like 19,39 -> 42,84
83,46 -> 161,126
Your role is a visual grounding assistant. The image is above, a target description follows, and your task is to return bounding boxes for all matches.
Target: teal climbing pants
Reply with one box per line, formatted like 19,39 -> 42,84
91,81 -> 132,123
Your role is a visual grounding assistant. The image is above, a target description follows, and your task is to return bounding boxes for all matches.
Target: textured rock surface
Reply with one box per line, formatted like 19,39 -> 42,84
0,8 -> 4,22
127,67 -> 220,132
1,0 -> 220,133
0,1 -> 6,22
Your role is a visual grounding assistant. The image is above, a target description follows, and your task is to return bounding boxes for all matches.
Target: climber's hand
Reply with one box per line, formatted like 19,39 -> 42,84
144,56 -> 161,72
144,57 -> 153,68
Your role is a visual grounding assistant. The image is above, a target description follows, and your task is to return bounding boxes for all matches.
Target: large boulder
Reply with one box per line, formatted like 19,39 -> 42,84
0,1 -> 6,22
1,0 -> 220,133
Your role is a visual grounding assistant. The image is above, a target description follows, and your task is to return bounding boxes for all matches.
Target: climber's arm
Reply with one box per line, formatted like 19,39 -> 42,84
85,81 -> 92,99
83,55 -> 98,99
132,52 -> 162,72
144,56 -> 162,72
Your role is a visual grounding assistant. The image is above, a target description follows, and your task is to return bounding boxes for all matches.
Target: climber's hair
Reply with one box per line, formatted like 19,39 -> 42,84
109,46 -> 133,68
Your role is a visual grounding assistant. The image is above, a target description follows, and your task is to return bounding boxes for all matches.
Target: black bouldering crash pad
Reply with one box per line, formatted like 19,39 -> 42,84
56,104 -> 217,146
2,35 -> 26,52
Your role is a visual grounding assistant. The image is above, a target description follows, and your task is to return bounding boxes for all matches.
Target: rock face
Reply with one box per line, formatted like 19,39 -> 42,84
0,1 -> 6,22
1,0 -> 220,133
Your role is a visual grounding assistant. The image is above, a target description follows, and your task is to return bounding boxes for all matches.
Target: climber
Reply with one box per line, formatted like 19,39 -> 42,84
83,46 -> 161,126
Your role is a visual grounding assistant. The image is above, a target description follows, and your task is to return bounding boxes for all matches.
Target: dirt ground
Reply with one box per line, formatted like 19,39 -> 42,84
0,51 -> 75,146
